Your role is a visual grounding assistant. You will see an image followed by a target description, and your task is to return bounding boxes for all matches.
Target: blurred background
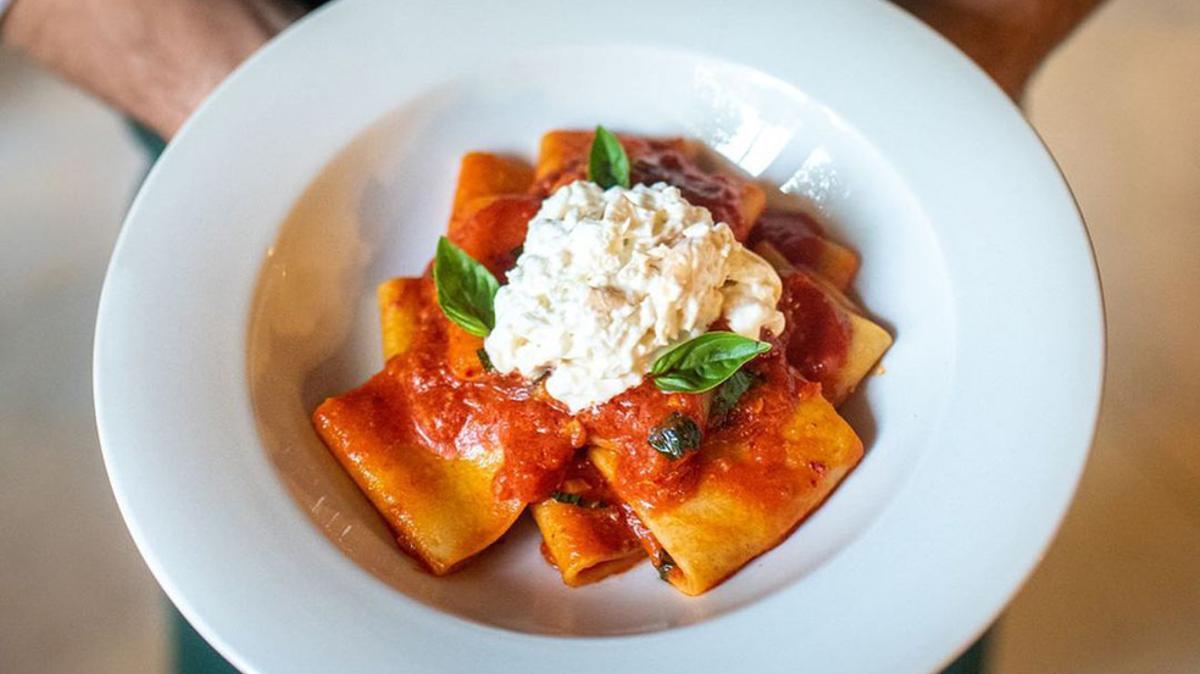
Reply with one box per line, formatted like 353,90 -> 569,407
1,0 -> 1196,671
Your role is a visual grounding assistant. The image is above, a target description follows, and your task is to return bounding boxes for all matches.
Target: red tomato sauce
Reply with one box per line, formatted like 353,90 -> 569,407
538,455 -> 645,568
776,271 -> 851,396
449,194 -> 541,281
701,346 -> 828,512
580,381 -> 708,510
748,210 -> 826,269
323,135 -> 853,517
621,503 -> 675,578
337,277 -> 724,509
360,281 -> 585,503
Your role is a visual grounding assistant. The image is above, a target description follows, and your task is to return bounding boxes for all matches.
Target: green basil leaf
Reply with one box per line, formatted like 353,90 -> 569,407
709,369 -> 759,424
588,125 -> 630,189
550,490 -> 582,506
476,348 -> 494,373
647,412 -> 702,460
433,236 -> 499,337
650,332 -> 772,393
550,490 -> 606,508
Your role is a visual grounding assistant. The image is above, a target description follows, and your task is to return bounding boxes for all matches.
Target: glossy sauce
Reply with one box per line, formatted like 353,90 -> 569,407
519,136 -> 763,509
381,139 -> 757,506
538,455 -> 644,568
449,194 -> 541,281
701,344 -> 830,511
581,381 -> 708,509
323,137 -> 848,516
776,271 -> 851,397
546,451 -> 675,581
310,134 -> 879,590
622,503 -> 676,581
355,280 -> 584,503
749,210 -> 827,269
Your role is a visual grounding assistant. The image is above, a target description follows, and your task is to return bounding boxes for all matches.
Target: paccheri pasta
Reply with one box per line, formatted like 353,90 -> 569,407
312,129 -> 892,594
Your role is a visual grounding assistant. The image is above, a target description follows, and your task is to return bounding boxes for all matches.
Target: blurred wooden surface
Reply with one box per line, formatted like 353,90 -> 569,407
992,1 -> 1200,672
0,0 -> 1196,671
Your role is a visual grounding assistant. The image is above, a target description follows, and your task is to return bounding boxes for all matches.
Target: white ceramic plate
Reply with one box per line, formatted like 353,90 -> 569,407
94,0 -> 1104,672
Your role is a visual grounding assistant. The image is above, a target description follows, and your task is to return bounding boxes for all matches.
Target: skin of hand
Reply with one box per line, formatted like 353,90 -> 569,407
894,0 -> 1105,98
0,0 -> 303,138
0,0 -> 1102,139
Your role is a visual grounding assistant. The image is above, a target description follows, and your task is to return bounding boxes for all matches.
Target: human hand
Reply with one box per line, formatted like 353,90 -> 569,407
894,0 -> 1104,99
1,0 -> 303,138
1,0 -> 1103,139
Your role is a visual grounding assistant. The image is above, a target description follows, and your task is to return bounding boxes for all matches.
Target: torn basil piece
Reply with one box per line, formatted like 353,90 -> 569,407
476,348 -> 494,373
550,491 -> 606,509
551,491 -> 583,506
648,412 -> 702,460
709,369 -> 759,424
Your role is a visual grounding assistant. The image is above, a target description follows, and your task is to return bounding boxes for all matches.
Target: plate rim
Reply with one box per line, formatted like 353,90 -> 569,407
93,1 -> 1105,672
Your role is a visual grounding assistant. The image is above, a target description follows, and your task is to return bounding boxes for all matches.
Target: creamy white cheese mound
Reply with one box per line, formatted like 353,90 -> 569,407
484,180 -> 785,413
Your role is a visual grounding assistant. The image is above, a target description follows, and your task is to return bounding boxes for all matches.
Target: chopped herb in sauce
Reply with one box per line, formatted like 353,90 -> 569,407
551,490 -> 582,506
476,348 -> 494,373
655,550 -> 677,581
709,369 -> 758,424
648,412 -> 702,460
550,490 -> 606,509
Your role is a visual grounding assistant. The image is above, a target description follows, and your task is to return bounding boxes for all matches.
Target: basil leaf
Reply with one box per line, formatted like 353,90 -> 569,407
550,490 -> 606,508
709,369 -> 759,424
647,412 -> 702,460
655,549 -> 677,581
433,236 -> 499,337
550,490 -> 582,506
650,332 -> 772,393
588,125 -> 630,189
476,348 -> 494,373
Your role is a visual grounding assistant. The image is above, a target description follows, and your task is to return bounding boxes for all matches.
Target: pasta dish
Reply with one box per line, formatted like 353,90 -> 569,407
312,128 -> 891,595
